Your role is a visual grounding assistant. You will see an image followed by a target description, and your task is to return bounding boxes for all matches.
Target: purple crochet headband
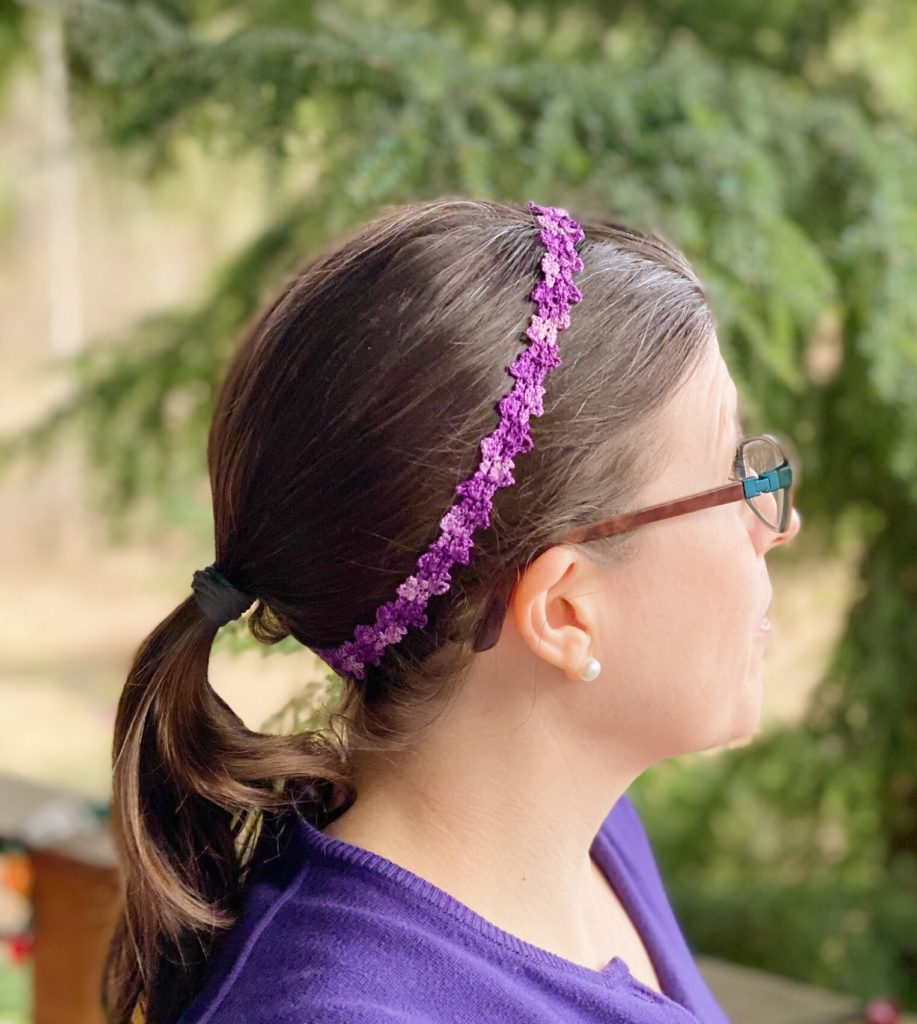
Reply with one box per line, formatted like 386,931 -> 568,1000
190,201 -> 586,682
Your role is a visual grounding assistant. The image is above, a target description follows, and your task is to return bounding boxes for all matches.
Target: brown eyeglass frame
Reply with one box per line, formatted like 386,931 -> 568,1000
470,432 -> 796,653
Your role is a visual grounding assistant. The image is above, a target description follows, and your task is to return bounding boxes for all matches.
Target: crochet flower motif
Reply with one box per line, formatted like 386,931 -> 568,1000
314,201 -> 586,680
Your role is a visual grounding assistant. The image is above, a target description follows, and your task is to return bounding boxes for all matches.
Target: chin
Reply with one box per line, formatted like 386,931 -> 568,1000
725,731 -> 756,750
729,694 -> 765,747
703,695 -> 764,753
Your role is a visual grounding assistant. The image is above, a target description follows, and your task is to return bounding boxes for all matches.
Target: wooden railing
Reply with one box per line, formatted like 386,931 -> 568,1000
1,772 -> 120,1024
697,956 -> 917,1024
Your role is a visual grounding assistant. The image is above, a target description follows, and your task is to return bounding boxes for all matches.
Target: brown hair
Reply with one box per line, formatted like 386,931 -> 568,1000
102,196 -> 715,1023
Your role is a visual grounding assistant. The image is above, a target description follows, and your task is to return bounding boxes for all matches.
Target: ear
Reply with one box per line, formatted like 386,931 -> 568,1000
510,546 -> 601,681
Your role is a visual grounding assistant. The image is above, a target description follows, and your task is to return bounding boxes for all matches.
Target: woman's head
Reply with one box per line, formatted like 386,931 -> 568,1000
206,196 -> 721,723
104,196 -> 794,1023
499,337 -> 801,777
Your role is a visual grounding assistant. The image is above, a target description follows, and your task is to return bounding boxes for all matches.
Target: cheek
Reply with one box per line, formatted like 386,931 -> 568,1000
600,520 -> 764,755
622,516 -> 761,634
609,515 -> 760,672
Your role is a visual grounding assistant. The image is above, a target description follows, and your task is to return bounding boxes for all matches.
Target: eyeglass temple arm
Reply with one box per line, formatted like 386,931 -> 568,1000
558,480 -> 748,545
473,460 -> 793,652
472,481 -> 746,652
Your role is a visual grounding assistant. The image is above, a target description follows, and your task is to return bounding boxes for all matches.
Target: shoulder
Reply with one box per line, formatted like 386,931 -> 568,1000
180,994 -> 432,1024
262,1002 -> 433,1024
178,814 -> 453,1023
181,913 -> 441,1024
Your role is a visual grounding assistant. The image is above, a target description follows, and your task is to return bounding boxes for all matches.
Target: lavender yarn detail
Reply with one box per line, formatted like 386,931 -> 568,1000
314,201 -> 586,681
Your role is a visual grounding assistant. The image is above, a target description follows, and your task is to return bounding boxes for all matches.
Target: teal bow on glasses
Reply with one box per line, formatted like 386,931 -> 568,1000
743,465 -> 793,497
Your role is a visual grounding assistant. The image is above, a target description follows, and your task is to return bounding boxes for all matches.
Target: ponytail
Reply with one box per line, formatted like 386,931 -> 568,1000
102,597 -> 350,1024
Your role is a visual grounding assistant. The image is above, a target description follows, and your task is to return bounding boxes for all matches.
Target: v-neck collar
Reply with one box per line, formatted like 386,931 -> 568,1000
292,798 -> 698,1020
590,807 -> 695,1013
178,798 -> 706,1024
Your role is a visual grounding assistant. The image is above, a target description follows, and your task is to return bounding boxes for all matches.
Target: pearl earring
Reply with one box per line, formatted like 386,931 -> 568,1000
577,656 -> 601,681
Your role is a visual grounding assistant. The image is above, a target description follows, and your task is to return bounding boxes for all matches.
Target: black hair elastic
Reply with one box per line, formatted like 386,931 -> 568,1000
190,564 -> 253,627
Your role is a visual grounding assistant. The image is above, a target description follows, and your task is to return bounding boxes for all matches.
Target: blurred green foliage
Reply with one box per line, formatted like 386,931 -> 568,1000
2,0 -> 915,1008
0,0 -> 27,100
0,955 -> 30,1024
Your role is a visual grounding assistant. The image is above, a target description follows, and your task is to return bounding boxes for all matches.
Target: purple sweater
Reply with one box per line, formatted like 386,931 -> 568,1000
178,792 -> 730,1023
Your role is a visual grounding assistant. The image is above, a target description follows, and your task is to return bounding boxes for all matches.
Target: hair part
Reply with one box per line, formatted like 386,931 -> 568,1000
102,196 -> 715,1023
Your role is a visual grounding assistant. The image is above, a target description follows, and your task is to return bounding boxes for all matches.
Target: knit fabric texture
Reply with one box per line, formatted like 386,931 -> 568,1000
177,792 -> 731,1023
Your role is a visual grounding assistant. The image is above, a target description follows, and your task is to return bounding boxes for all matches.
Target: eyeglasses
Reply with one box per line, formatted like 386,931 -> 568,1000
471,431 -> 798,652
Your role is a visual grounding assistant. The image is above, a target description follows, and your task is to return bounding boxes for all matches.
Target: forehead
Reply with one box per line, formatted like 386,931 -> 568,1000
708,340 -> 734,390
631,339 -> 736,504
676,339 -> 735,418
670,342 -> 738,464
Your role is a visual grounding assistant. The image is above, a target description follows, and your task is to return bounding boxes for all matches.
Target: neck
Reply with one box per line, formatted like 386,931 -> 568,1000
320,645 -> 650,966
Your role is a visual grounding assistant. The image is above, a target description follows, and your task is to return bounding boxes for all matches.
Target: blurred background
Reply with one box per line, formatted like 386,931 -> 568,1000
0,1 -> 915,1022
